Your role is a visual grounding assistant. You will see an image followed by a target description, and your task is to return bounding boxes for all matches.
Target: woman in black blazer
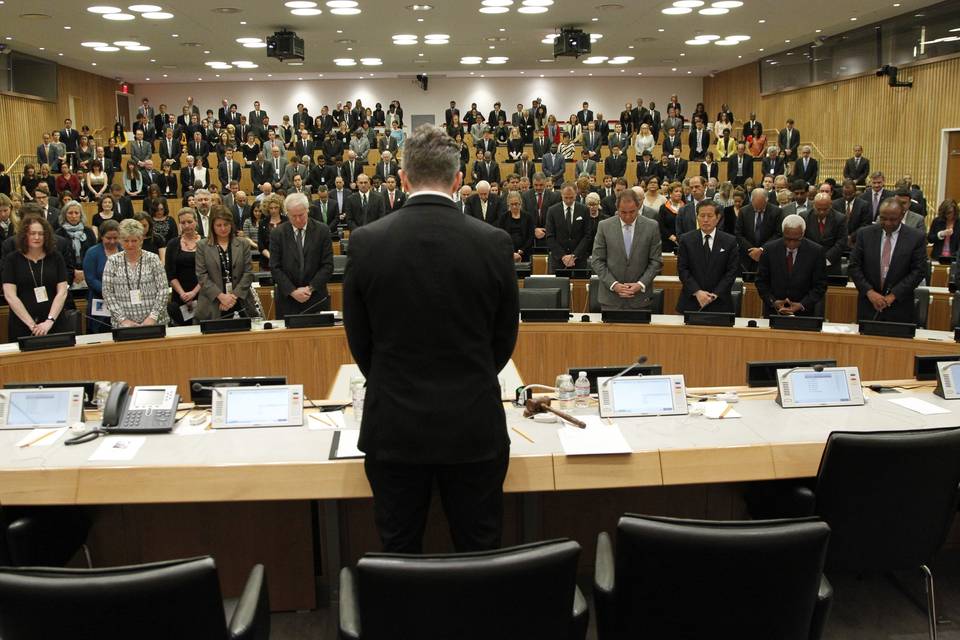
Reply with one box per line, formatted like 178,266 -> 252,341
658,182 -> 685,253
699,151 -> 719,181
498,192 -> 535,261
157,161 -> 179,199
928,199 -> 960,259
721,189 -> 746,236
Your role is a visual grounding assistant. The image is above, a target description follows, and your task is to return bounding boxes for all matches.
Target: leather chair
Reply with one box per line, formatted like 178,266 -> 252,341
594,514 -> 832,640
0,556 -> 270,640
649,288 -> 664,314
1,506 -> 91,567
791,428 -> 960,640
333,254 -> 348,274
518,287 -> 561,309
523,276 -> 571,309
339,539 -> 588,640
731,289 -> 743,316
915,286 -> 930,328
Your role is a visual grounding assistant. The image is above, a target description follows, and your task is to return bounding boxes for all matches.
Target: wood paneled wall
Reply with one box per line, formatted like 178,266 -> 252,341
703,55 -> 960,198
0,64 -> 118,166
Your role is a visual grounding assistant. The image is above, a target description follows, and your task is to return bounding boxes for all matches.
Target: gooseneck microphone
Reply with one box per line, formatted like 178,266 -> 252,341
778,363 -> 826,384
601,355 -> 649,389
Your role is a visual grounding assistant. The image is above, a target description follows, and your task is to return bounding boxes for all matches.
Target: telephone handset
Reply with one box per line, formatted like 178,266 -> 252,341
101,383 -> 179,433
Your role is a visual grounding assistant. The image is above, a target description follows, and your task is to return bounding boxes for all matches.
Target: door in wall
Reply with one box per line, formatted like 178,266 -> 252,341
947,132 -> 960,203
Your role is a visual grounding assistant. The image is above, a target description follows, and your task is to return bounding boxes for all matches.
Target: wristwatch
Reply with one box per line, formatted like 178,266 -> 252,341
46,316 -> 55,322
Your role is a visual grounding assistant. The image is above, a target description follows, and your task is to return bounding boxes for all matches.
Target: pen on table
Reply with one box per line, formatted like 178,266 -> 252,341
311,413 -> 336,428
719,404 -> 733,419
511,427 -> 535,444
19,429 -> 58,448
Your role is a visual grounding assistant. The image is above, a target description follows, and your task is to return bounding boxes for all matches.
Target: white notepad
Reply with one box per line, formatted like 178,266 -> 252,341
886,396 -> 951,416
558,416 -> 632,455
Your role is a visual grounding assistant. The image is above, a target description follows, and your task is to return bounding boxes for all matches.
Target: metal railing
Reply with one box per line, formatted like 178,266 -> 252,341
5,154 -> 37,195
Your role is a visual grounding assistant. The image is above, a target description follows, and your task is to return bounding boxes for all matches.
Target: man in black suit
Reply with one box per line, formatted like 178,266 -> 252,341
687,120 -> 711,161
381,175 -> 406,213
741,113 -> 763,141
248,101 -> 267,128
475,129 -> 496,157
662,126 -> 682,157
521,172 -> 560,244
727,143 -> 755,187
735,188 -> 783,272
472,151 -> 501,186
487,102 -> 506,129
310,186 -> 339,236
158,128 -> 182,169
269,192 -> 334,319
340,152 -> 364,191
792,146 -> 819,184
604,145 -> 626,180
676,201 -> 740,313
292,103 -> 312,132
843,145 -> 870,186
444,100 -> 459,126
545,182 -> 592,271
373,151 -> 399,183
777,119 -> 800,165
848,198 -> 926,323
675,176 -> 707,240
636,150 -> 658,183
577,101 -> 594,126
294,130 -> 315,161
218,152 -> 242,196
669,147 -> 688,182
251,156 -> 274,195
647,101 -> 662,141
188,131 -> 210,168
860,171 -> 892,222
513,154 -> 535,183
804,193 -> 848,275
756,214 -> 827,317
465,181 -> 503,225
342,125 -> 518,553
833,179 -> 870,246
307,155 -> 338,191
761,147 -> 785,179
531,131 -> 550,161
631,99 -> 649,134
343,174 -> 386,231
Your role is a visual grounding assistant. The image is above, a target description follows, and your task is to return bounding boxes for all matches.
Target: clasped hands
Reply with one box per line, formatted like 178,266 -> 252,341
866,289 -> 896,312
773,299 -> 804,315
613,282 -> 645,298
291,286 -> 313,303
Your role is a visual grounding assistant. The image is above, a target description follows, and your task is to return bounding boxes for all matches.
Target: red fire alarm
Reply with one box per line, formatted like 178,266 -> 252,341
121,83 -> 129,94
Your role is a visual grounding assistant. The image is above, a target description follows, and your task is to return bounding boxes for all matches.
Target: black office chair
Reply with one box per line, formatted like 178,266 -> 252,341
523,276 -> 571,309
952,292 -> 960,329
0,556 -> 270,640
518,287 -> 562,309
594,514 -> 832,640
791,428 -> 960,640
1,506 -> 91,567
339,539 -> 588,640
649,288 -> 664,315
339,239 -> 349,255
731,289 -> 743,316
915,286 -> 930,328
333,254 -> 348,274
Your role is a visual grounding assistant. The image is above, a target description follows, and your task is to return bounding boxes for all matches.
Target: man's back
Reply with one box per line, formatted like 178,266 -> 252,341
343,194 -> 519,464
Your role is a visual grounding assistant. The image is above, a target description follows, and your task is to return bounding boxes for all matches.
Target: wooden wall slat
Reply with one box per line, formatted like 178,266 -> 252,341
703,57 -> 960,199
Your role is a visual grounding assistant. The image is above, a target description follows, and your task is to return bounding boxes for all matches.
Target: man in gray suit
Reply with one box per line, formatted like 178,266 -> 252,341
129,129 -> 152,168
268,146 -> 288,192
589,189 -> 663,310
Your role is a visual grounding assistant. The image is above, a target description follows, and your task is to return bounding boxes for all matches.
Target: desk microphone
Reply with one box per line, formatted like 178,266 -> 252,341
601,355 -> 649,390
777,363 -> 825,384
294,295 -> 330,317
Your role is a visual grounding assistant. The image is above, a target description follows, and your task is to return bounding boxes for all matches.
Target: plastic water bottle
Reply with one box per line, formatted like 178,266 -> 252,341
574,371 -> 591,407
557,374 -> 576,402
350,376 -> 366,425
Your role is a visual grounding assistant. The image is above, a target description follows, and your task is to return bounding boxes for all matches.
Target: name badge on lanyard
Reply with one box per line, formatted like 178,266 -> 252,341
130,289 -> 142,305
34,287 -> 48,303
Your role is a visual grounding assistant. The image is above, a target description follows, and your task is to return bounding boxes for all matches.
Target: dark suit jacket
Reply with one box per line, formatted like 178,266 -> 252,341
802,210 -> 847,274
741,120 -> 763,140
217,160 -> 242,191
792,157 -> 819,183
158,137 -> 182,168
545,201 -> 592,270
675,229 -> 740,313
675,200 -> 704,239
521,189 -> 560,229
603,154 -> 626,179
344,190 -> 386,231
700,162 -> 720,181
761,156 -> 785,177
671,158 -> 688,180
859,188 -> 893,222
734,204 -> 783,270
310,199 -> 340,235
778,128 -> 800,156
928,217 -> 960,258
250,162 -> 274,191
662,134 -> 682,156
726,154 -> 755,185
340,161 -> 364,187
269,219 -> 334,317
833,196 -> 871,244
531,137 -> 550,161
514,160 -> 535,182
756,237 -> 827,316
307,164 -> 338,191
636,160 -> 658,183
472,160 -> 501,186
342,193 -> 518,463
294,139 -> 315,160
848,223 -> 927,323
687,129 -> 711,160
465,193 -> 505,225
382,189 -> 406,213
373,160 -> 399,182
843,156 -> 870,185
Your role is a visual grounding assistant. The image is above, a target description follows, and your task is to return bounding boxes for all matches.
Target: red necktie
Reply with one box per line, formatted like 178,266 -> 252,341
818,219 -> 825,236
786,250 -> 794,274
389,192 -> 395,208
537,193 -> 543,212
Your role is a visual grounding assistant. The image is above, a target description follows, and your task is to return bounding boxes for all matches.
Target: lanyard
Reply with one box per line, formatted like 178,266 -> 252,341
25,255 -> 44,288
123,253 -> 143,291
217,243 -> 233,285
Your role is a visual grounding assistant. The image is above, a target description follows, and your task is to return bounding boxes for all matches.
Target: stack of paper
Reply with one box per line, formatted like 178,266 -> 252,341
558,416 -> 632,455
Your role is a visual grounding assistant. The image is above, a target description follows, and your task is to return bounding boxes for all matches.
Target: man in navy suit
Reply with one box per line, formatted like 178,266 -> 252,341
756,214 -> 827,317
791,146 -> 819,184
676,200 -> 740,312
761,147 -> 785,179
735,188 -> 783,272
545,182 -> 592,271
577,101 -> 594,126
859,171 -> 893,222
848,198 -> 927,323
675,176 -> 707,239
727,143 -> 754,187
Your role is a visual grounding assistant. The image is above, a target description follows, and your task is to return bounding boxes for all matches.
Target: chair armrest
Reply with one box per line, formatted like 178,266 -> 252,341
339,566 -> 362,640
229,564 -> 271,640
791,486 -> 817,517
809,574 -> 833,640
569,585 -> 589,640
594,531 -> 614,594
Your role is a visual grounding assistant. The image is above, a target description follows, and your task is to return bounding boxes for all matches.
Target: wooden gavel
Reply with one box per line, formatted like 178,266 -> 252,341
523,398 -> 587,429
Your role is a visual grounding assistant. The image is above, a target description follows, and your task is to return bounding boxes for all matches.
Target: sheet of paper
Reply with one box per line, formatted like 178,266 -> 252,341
308,410 -> 347,430
702,401 -> 742,420
558,416 -> 632,456
331,429 -> 365,459
15,427 -> 67,448
88,436 -> 146,461
886,396 -> 951,415
822,325 -> 855,334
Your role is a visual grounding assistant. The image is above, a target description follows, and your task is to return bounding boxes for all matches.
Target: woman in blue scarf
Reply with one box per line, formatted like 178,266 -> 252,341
55,202 -> 96,283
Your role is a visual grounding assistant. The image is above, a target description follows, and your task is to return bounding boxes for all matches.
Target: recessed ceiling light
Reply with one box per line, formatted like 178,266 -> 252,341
113,40 -> 139,46
87,6 -> 121,14
518,6 -> 548,12
583,56 -> 608,63
171,33 -> 178,37
815,28 -> 822,33
244,42 -> 267,48
407,4 -> 432,9
58,52 -> 64,55
417,17 -> 423,21
81,41 -> 108,47
326,0 -> 357,5
698,7 -> 728,14
361,57 -> 382,64
696,34 -> 720,40
727,34 -> 750,40
330,7 -> 361,14
38,47 -> 44,50
103,12 -> 135,20
479,6 -> 509,12
715,39 -> 737,45
627,44 -> 634,48
63,25 -> 71,29
591,17 -> 598,21
460,56 -> 482,63
686,70 -> 692,73
285,0 -> 317,6
849,16 -> 857,20
142,11 -> 172,18
711,0 -> 742,6
590,33 -> 603,40
94,46 -> 120,51
784,39 -> 790,42
203,49 -> 211,53
91,62 -> 97,66
424,33 -> 449,39
126,45 -> 151,50
607,55 -> 634,63
539,74 -> 544,77
673,0 -> 704,6
671,67 -> 677,71
291,8 -> 323,14
685,39 -> 709,45
538,58 -> 554,62
236,37 -> 261,43
334,58 -> 356,65
757,18 -> 765,23
658,28 -> 665,31
662,7 -> 691,14
128,3 -> 162,10
488,45 -> 495,49
486,56 -> 508,63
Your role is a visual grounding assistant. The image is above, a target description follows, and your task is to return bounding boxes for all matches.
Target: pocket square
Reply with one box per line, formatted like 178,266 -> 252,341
575,216 -> 583,221
719,248 -> 726,252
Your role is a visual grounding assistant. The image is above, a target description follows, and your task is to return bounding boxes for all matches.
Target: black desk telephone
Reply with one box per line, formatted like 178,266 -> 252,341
102,383 -> 179,433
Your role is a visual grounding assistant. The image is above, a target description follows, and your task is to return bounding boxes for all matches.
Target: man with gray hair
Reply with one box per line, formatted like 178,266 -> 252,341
792,145 -> 818,184
755,213 -> 827,317
193,188 -> 213,237
735,187 -> 783,272
269,191 -> 334,319
343,124 -> 519,553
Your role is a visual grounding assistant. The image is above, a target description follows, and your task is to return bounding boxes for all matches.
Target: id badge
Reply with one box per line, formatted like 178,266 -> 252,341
130,289 -> 142,305
225,282 -> 233,295
34,287 -> 48,303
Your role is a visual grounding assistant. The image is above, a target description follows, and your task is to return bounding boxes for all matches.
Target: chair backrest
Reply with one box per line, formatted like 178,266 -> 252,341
953,292 -> 960,329
649,288 -> 664,315
731,289 -> 743,316
914,286 -> 930,328
339,238 -> 349,254
612,515 -> 829,640
333,254 -> 348,272
588,275 -> 601,313
356,539 -> 581,640
524,276 -> 571,309
0,556 -> 229,640
814,428 -> 960,572
518,287 -> 561,309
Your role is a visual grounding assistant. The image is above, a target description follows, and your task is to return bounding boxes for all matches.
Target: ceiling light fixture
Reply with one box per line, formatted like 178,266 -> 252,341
326,0 -> 357,5
685,39 -> 709,45
360,57 -> 382,64
330,7 -> 361,14
661,7 -> 691,14
711,0 -> 742,6
244,41 -> 267,48
698,7 -> 728,14
141,11 -> 172,18
479,6 -> 509,12
103,12 -> 136,20
291,8 -> 323,14
81,41 -> 108,47
127,3 -> 162,10
285,0 -> 318,6
673,0 -> 704,6
113,40 -> 139,46
86,6 -> 121,13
